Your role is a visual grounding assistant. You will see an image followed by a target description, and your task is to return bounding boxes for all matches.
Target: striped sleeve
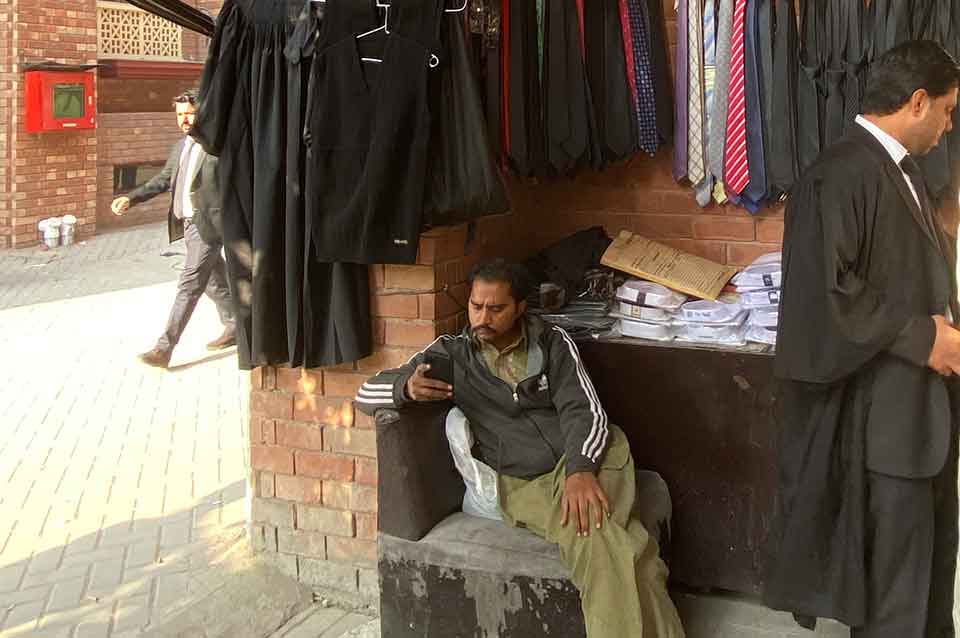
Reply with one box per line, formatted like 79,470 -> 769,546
355,336 -> 455,415
549,326 -> 610,476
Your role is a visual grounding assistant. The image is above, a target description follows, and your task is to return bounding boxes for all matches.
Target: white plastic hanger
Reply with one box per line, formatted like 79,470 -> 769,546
356,1 -> 391,63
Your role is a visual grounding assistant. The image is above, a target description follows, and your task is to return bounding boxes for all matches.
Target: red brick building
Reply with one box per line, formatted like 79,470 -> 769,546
0,0 -> 222,248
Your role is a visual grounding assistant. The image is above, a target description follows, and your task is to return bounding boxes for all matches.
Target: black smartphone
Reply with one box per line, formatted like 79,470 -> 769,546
423,351 -> 454,387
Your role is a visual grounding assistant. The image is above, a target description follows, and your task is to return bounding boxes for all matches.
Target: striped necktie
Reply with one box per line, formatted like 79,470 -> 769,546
709,0 -> 733,203
695,0 -> 717,206
687,0 -> 706,184
724,0 -> 750,195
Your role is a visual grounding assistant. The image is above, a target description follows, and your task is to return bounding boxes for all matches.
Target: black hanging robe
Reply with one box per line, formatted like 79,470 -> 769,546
192,0 -> 373,370
304,0 -> 445,264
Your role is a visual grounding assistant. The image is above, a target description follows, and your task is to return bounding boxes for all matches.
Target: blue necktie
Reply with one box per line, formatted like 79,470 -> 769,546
737,0 -> 767,213
627,0 -> 659,155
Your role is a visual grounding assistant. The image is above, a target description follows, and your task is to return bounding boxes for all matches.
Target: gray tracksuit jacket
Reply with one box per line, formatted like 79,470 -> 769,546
356,316 -> 610,479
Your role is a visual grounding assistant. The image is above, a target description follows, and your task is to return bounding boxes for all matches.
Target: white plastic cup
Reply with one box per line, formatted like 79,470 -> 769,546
43,217 -> 61,249
60,215 -> 77,246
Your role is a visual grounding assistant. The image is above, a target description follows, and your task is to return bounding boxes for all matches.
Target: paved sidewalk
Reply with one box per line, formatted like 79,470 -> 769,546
0,224 -> 250,637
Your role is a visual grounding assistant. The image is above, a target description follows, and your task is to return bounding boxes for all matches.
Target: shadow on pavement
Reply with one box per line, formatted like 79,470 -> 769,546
0,481 -> 248,636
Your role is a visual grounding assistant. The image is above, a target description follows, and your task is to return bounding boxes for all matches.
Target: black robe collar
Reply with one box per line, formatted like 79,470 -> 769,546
846,122 -> 940,249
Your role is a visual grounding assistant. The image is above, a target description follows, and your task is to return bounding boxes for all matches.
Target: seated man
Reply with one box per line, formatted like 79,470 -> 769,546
356,259 -> 684,638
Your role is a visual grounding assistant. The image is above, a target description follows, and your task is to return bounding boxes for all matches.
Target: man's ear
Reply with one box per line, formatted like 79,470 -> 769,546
518,299 -> 528,315
911,88 -> 931,117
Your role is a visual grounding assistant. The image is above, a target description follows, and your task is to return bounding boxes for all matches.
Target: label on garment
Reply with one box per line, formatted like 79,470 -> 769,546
538,375 -> 549,392
763,274 -> 774,288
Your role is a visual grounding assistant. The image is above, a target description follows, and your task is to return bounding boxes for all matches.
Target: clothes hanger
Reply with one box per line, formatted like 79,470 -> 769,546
355,2 -> 390,63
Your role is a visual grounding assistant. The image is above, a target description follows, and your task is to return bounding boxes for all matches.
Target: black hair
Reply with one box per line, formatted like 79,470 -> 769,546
862,40 -> 960,116
173,89 -> 199,107
467,259 -> 532,304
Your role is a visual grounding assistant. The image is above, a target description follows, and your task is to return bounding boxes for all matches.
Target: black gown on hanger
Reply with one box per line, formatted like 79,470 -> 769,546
192,0 -> 373,369
304,0 -> 445,265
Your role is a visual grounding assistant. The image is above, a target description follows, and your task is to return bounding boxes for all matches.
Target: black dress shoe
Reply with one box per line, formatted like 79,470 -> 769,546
206,332 -> 237,351
138,348 -> 171,368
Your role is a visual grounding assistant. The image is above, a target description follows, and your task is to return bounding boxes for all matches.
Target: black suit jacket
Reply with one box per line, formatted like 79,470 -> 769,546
128,136 -> 223,245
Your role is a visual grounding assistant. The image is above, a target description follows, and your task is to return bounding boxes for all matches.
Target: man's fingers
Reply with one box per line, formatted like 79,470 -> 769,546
414,387 -> 449,401
597,488 -> 611,521
577,499 -> 588,537
560,496 -> 569,528
592,495 -> 603,530
418,378 -> 453,392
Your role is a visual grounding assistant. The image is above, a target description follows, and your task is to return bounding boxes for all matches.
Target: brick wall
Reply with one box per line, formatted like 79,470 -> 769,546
506,156 -> 785,268
0,2 -> 14,245
96,112 -> 182,231
247,220 -> 529,603
0,0 -> 99,248
98,78 -> 201,114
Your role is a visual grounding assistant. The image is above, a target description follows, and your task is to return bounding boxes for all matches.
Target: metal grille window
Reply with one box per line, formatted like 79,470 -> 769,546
97,1 -> 183,60
114,163 -> 165,194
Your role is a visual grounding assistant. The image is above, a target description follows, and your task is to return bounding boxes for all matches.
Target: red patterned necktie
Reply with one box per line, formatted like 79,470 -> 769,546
723,0 -> 749,195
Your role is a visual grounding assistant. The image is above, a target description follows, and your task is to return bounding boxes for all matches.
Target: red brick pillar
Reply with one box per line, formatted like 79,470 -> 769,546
0,0 -> 100,248
248,224 -> 474,605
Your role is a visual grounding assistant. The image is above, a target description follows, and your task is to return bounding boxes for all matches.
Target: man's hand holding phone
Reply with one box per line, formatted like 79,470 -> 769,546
405,363 -> 454,402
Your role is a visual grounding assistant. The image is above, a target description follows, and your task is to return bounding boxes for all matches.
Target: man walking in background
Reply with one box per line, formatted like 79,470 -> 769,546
111,90 -> 235,369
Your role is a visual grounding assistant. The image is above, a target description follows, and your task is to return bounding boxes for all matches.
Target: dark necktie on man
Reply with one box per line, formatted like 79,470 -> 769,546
900,155 -> 939,242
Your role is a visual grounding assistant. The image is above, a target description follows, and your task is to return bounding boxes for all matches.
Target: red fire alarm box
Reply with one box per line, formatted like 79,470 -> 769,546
25,70 -> 96,133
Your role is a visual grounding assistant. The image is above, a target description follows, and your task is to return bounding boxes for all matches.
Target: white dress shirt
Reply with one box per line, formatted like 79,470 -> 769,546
177,137 -> 203,220
855,115 -> 921,210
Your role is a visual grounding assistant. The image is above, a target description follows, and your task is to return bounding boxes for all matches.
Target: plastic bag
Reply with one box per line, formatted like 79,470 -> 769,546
423,16 -> 509,226
445,408 -> 503,521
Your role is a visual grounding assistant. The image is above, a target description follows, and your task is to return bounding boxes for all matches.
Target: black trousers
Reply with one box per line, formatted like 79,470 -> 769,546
156,221 -> 235,353
854,454 -> 958,638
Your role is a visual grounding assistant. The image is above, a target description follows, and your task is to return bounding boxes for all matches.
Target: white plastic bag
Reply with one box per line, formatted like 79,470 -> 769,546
445,408 -> 502,521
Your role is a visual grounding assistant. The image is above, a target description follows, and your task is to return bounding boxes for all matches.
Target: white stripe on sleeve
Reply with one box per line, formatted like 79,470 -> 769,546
553,327 -> 608,462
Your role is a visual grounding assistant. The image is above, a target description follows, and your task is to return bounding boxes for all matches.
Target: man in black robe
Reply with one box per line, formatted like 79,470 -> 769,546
764,40 -> 960,638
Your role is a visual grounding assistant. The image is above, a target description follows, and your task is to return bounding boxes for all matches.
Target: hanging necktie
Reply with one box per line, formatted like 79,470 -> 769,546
901,155 -> 940,243
627,0 -> 659,154
724,0 -> 750,196
619,0 -> 638,107
673,0 -> 689,180
696,0 -> 718,206
709,0 -> 734,203
687,0 -> 706,185
738,0 -> 768,212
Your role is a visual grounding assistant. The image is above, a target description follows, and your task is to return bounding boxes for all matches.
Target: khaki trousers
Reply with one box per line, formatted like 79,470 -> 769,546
499,425 -> 685,638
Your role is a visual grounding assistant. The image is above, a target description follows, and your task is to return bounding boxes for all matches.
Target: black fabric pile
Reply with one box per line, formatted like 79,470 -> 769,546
523,227 -> 619,340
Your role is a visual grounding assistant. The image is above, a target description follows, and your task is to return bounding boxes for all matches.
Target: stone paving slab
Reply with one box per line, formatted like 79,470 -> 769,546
0,224 -> 249,637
